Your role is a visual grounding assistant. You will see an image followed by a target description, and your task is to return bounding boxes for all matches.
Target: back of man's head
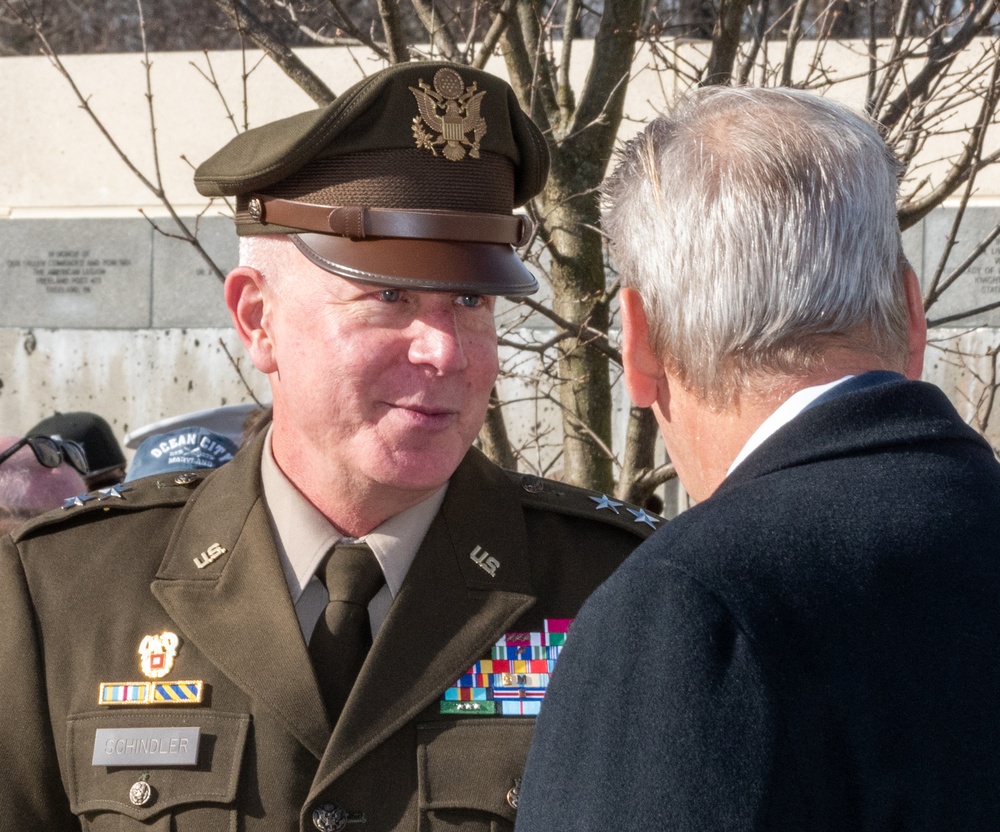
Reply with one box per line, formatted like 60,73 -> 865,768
605,86 -> 909,405
0,435 -> 87,526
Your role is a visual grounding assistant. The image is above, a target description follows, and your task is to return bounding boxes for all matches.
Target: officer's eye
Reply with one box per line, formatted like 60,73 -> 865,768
456,294 -> 484,308
377,289 -> 403,303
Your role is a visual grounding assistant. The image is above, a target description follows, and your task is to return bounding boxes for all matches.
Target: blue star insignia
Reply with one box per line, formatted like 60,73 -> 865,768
96,484 -> 133,500
589,494 -> 623,514
627,507 -> 661,528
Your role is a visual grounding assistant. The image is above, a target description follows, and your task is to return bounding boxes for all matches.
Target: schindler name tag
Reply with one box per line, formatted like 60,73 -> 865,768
92,727 -> 201,767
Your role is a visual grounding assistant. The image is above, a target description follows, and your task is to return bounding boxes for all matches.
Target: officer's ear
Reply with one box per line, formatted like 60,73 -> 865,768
620,287 -> 667,409
225,266 -> 278,375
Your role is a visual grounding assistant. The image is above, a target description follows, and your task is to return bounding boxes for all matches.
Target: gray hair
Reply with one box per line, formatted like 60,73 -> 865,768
604,86 -> 909,404
238,234 -> 294,296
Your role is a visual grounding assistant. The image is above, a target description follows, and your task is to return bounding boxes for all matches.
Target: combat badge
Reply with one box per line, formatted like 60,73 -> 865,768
410,67 -> 487,162
139,631 -> 180,679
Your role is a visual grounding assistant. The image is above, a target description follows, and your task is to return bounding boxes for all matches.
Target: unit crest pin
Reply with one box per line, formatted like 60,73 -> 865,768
139,631 -> 180,679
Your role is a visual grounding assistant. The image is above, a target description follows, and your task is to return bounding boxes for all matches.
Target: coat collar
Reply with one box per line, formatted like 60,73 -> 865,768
718,377 -> 989,499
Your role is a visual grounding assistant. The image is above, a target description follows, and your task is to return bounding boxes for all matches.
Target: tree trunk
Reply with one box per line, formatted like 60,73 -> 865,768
539,149 -> 614,492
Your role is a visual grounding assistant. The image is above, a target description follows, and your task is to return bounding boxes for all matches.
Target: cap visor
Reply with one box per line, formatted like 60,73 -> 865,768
292,234 -> 538,296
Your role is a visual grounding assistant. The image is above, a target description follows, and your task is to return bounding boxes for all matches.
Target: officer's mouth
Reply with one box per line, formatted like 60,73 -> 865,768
390,403 -> 460,430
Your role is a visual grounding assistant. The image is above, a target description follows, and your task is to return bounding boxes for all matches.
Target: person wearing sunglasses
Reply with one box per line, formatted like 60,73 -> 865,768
0,434 -> 88,535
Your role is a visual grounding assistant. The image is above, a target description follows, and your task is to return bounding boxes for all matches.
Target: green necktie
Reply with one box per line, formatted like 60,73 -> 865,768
308,541 -> 385,724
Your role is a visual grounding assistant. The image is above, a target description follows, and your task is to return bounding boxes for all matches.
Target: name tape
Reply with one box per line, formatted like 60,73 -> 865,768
92,726 -> 201,767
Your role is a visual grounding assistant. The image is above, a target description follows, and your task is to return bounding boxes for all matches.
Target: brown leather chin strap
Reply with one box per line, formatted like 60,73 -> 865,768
248,195 -> 533,247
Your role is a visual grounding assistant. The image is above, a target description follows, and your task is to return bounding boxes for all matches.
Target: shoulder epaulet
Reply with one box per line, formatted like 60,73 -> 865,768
506,471 -> 663,538
11,471 -> 207,543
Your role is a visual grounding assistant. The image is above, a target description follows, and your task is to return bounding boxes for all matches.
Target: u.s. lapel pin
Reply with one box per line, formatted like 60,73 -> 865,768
470,545 -> 500,577
193,542 -> 227,569
138,631 -> 180,679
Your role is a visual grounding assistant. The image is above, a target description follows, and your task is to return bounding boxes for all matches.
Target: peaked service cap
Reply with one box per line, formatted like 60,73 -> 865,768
194,61 -> 549,296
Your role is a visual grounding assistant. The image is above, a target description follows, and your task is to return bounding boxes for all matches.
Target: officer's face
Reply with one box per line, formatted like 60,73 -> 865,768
236,245 -> 499,516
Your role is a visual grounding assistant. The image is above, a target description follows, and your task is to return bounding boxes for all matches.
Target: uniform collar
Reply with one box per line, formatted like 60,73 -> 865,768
259,427 -> 447,602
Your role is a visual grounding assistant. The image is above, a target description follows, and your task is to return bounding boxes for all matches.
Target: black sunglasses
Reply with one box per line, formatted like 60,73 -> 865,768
0,435 -> 90,476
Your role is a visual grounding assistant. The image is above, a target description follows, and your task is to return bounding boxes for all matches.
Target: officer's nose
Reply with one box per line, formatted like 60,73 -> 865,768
407,308 -> 469,374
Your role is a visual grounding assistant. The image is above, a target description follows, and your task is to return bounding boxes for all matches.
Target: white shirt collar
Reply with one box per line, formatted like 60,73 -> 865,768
727,376 -> 855,476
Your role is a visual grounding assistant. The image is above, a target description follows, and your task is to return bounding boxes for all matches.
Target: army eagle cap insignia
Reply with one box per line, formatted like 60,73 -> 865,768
410,67 -> 487,162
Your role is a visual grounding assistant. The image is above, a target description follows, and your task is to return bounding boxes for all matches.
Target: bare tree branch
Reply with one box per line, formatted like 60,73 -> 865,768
898,50 -> 1000,231
878,0 -> 996,131
471,0 -> 513,69
569,0 -> 642,146
500,0 -> 558,129
557,0 -> 579,126
218,337 -> 266,405
376,0 -> 409,63
8,2 -> 226,281
778,0 -> 808,87
516,296 -> 622,364
209,0 -> 335,104
410,0 -> 461,60
737,0 -> 769,86
698,0 -> 750,87
478,386 -> 518,470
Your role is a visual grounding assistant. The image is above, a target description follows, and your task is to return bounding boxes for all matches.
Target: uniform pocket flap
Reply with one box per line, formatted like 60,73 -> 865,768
66,710 -> 250,821
417,719 -> 534,822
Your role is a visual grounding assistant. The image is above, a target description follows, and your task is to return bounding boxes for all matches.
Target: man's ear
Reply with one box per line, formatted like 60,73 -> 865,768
620,287 -> 666,408
902,265 -> 927,380
225,266 -> 278,375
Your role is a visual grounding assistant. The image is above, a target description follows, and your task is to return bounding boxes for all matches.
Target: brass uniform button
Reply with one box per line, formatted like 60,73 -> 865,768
507,779 -> 521,810
129,779 -> 153,807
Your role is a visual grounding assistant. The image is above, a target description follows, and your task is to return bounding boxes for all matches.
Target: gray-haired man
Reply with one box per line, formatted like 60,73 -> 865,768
517,87 -> 1000,831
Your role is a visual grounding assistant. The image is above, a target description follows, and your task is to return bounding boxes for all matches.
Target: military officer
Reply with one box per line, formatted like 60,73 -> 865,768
0,61 -> 657,831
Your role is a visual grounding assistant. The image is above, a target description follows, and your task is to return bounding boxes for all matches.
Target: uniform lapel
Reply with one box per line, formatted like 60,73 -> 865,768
309,449 -> 537,793
151,433 -> 331,760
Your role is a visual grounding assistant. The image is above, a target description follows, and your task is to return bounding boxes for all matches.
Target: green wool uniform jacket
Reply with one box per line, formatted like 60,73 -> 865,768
0,435 -> 654,832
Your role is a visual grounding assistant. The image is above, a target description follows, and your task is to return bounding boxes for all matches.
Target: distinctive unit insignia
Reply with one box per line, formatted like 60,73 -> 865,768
410,68 -> 487,162
138,631 -> 180,679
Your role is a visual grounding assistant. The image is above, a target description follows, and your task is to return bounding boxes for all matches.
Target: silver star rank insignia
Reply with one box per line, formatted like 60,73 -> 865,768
627,507 -> 661,528
589,494 -> 623,514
